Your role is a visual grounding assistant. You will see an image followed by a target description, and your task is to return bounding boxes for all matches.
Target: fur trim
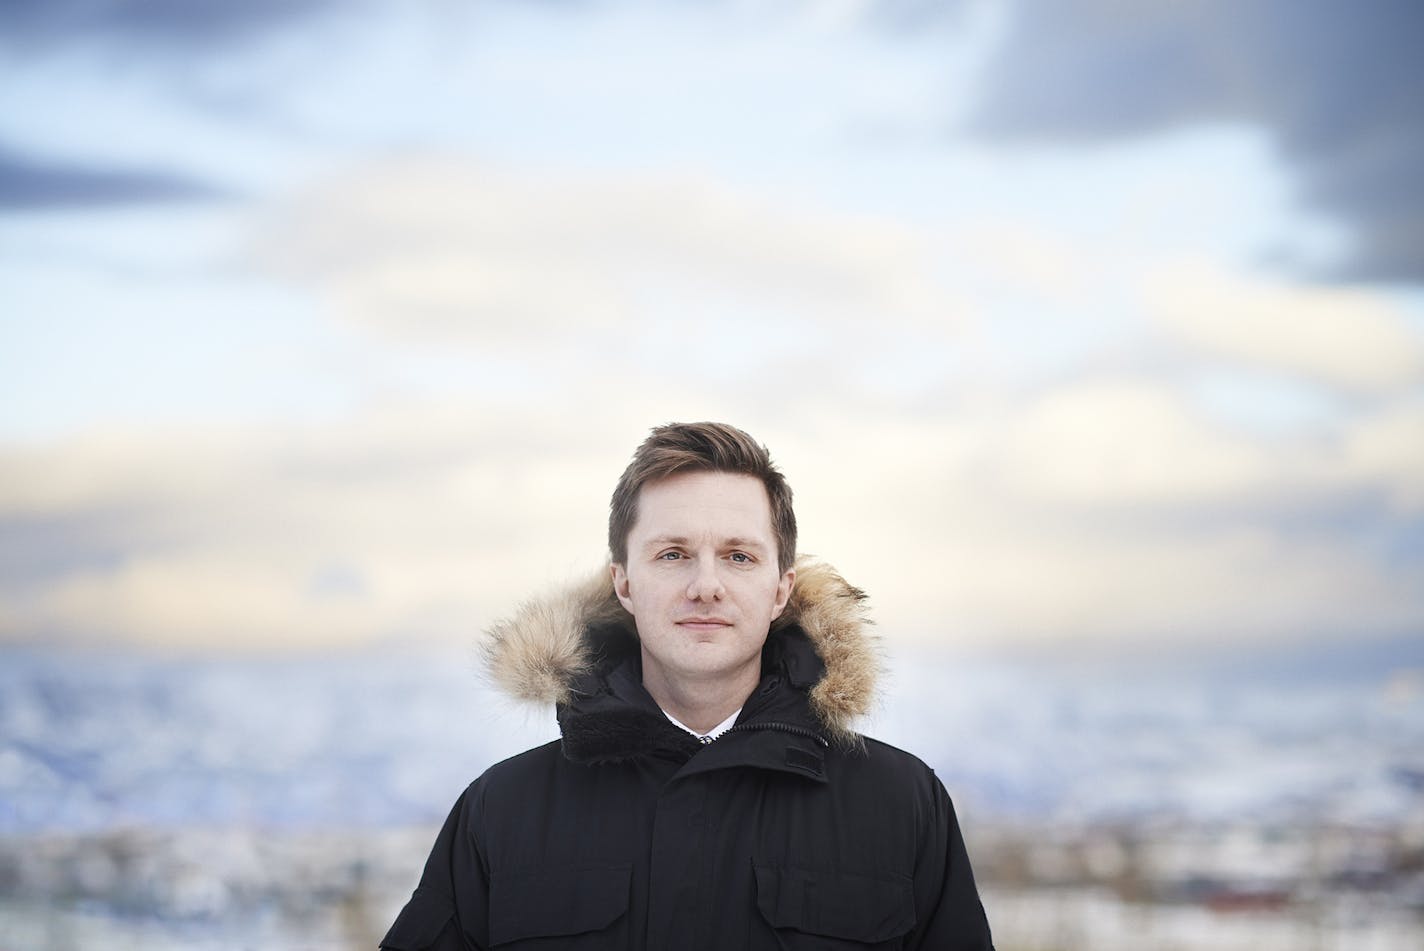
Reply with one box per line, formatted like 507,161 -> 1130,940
481,557 -> 879,738
779,560 -> 877,744
482,569 -> 621,706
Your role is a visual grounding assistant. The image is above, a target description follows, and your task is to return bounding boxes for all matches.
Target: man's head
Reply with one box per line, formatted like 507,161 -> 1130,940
609,423 -> 798,705
608,421 -> 797,573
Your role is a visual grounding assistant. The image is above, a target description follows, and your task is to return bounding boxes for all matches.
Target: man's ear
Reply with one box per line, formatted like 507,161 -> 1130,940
611,562 -> 634,613
770,567 -> 796,621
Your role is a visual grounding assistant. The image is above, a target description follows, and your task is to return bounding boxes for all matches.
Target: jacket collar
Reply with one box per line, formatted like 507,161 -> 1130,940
482,557 -> 879,747
553,625 -> 835,775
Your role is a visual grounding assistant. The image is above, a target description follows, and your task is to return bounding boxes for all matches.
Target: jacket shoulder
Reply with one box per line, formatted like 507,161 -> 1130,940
476,738 -> 564,781
853,734 -> 941,776
462,739 -> 565,805
830,734 -> 953,802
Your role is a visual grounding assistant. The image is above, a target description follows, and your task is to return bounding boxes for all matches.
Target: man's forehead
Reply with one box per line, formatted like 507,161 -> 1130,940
630,472 -> 775,537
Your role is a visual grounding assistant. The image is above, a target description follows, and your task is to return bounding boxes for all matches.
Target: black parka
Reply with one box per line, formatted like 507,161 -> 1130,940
381,561 -> 994,950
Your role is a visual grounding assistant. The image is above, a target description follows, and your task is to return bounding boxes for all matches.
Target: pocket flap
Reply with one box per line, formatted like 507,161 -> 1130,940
381,888 -> 457,950
489,864 -> 631,946
754,862 -> 916,943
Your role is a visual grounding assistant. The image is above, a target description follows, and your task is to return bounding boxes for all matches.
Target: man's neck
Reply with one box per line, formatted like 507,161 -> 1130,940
641,654 -> 760,736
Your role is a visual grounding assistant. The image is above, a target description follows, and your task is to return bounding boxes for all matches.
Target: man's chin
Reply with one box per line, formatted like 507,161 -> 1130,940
665,650 -> 758,678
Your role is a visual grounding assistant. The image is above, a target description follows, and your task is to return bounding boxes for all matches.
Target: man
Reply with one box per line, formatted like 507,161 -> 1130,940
381,422 -> 994,950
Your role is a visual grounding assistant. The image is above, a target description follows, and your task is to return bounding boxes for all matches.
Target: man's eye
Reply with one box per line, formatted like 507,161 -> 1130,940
658,551 -> 682,560
729,552 -> 751,563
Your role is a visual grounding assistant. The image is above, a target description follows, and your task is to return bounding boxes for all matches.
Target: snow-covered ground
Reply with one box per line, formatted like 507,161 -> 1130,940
872,649 -> 1424,827
982,885 -> 1424,951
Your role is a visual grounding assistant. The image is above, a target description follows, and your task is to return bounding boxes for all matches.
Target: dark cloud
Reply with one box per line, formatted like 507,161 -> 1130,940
0,0 -> 343,52
0,145 -> 225,210
968,0 -> 1424,283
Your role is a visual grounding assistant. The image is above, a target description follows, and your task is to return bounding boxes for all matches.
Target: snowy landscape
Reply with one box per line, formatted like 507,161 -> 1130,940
2,641 -> 1422,950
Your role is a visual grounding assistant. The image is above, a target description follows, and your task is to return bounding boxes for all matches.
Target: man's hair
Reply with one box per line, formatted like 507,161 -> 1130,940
609,422 -> 797,573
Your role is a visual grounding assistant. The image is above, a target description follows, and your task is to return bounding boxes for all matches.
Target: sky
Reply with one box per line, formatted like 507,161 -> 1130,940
1,0 -> 1421,657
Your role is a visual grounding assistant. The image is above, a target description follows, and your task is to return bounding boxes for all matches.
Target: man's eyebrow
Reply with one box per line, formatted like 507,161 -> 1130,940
643,535 -> 688,546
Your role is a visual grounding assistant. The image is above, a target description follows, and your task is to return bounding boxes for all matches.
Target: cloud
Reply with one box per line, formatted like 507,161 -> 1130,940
1143,260 -> 1424,392
906,522 -> 1421,649
0,144 -> 224,210
4,153 -> 1421,654
2,375 -> 1420,653
976,379 -> 1281,507
967,0 -> 1424,282
1329,401 -> 1424,514
257,157 -> 973,355
0,406 -> 625,648
779,383 -> 1424,650
0,0 -> 344,53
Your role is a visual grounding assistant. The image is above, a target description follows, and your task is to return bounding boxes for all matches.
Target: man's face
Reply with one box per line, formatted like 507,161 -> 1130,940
611,470 -> 795,694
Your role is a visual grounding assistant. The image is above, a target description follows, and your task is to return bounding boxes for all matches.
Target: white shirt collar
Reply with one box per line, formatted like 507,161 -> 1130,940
664,707 -> 742,742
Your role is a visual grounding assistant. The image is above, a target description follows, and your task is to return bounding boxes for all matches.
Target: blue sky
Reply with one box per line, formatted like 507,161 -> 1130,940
1,0 -> 1421,655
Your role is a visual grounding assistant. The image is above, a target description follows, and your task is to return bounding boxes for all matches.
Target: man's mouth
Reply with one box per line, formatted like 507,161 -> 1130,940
677,617 -> 733,631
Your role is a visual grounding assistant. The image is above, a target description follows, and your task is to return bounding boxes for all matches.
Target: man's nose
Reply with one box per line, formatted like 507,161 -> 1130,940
686,557 -> 725,601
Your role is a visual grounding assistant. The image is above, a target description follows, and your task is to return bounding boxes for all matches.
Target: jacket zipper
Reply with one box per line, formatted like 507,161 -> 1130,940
704,721 -> 829,747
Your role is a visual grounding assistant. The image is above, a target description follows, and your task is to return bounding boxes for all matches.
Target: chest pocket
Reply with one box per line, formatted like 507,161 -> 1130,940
488,864 -> 631,948
753,862 -> 916,950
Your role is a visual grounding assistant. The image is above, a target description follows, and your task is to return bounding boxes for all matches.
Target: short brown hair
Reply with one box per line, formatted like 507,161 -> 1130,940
609,422 -> 797,573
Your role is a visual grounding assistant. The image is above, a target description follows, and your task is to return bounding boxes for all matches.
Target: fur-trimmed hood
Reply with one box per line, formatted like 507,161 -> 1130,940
482,557 -> 879,741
